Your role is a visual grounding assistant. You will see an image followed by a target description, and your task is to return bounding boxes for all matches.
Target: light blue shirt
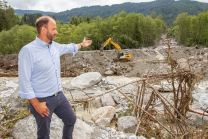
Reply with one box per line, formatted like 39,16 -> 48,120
18,36 -> 78,99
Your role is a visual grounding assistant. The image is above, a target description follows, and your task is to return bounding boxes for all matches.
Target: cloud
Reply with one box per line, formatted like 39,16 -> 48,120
7,0 -> 154,12
6,0 -> 208,13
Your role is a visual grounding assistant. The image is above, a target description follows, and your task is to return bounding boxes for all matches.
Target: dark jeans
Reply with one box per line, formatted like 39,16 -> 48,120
29,91 -> 77,139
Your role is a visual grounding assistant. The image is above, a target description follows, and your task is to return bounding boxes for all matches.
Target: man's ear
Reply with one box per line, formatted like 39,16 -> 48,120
41,26 -> 47,34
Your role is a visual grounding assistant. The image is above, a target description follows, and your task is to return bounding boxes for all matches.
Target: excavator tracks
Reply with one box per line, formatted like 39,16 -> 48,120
113,58 -> 130,62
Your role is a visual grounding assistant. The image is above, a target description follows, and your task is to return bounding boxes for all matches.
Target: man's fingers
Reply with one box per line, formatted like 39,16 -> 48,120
46,108 -> 50,112
44,112 -> 50,116
83,37 -> 86,42
40,113 -> 45,117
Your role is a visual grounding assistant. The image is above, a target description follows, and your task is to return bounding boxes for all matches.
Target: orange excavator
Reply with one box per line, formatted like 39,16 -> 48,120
100,38 -> 131,62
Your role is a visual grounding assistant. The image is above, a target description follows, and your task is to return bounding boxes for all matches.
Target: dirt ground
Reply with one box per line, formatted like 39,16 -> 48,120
0,36 -> 208,79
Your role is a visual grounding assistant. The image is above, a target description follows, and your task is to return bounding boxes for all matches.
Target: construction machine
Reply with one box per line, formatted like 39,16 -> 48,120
100,38 -> 131,62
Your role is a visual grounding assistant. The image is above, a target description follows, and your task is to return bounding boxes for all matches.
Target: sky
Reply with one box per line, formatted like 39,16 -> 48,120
6,0 -> 208,13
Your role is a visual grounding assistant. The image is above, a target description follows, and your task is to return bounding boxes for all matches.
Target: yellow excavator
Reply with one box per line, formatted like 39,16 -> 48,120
100,38 -> 131,62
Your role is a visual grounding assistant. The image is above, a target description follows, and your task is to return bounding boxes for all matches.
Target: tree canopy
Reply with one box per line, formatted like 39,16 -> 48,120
0,11 -> 166,54
168,10 -> 208,46
0,0 -> 16,31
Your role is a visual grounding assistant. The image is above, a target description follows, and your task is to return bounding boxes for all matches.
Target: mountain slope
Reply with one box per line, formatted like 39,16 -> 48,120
14,0 -> 208,25
54,0 -> 208,25
14,9 -> 56,16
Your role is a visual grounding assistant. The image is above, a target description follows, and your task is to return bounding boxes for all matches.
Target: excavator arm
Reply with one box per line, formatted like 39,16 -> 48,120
100,38 -> 121,52
100,38 -> 111,51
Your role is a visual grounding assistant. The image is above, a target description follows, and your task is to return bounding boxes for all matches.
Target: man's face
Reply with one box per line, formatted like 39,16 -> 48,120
46,20 -> 58,42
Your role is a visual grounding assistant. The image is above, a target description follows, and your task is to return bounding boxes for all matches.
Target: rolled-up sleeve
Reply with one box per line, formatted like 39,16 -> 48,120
56,42 -> 79,56
18,47 -> 35,99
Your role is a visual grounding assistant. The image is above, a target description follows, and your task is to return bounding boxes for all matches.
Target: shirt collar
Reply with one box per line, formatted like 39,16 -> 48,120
35,36 -> 53,48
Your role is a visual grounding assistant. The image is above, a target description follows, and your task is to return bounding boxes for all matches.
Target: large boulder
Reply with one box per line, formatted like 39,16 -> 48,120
91,106 -> 116,127
117,116 -> 138,133
71,72 -> 102,89
12,114 -> 63,139
12,114 -> 94,139
73,117 -> 94,139
0,87 -> 27,113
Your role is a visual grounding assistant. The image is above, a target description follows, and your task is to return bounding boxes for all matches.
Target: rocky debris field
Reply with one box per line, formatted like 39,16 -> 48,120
1,71 -> 208,138
1,37 -> 208,138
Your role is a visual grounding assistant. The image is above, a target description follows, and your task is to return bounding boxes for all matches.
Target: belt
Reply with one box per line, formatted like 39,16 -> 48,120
52,91 -> 61,97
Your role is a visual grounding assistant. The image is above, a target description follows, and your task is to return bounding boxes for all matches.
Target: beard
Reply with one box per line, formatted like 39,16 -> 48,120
46,30 -> 56,41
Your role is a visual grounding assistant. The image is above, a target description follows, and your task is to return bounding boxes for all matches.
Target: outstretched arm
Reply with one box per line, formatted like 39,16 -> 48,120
77,37 -> 92,49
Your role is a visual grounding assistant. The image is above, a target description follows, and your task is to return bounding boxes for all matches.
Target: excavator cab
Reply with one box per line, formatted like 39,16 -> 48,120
101,38 -> 131,62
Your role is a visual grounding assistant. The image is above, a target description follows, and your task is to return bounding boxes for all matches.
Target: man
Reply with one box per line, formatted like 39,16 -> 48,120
18,16 -> 92,139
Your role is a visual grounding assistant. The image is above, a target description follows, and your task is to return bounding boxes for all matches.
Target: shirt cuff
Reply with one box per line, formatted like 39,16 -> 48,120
73,44 -> 79,57
18,91 -> 36,100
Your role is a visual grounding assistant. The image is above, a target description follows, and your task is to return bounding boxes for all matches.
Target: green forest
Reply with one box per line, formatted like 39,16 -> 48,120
52,0 -> 208,26
0,0 -> 208,55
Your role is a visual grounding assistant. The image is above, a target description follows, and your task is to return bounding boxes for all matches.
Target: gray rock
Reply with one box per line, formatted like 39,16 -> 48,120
0,87 -> 27,113
192,93 -> 208,102
186,111 -> 208,127
12,114 -> 63,139
129,135 -> 138,139
92,97 -> 102,108
177,58 -> 189,70
12,114 -> 94,139
105,70 -> 114,76
105,85 -> 115,90
116,107 -> 123,113
105,76 -> 113,85
91,106 -> 116,127
101,93 -> 116,106
112,93 -> 120,104
6,80 -> 18,88
73,117 -> 94,139
199,95 -> 208,110
117,116 -> 138,133
138,136 -> 147,139
71,72 -> 102,89
192,87 -> 208,94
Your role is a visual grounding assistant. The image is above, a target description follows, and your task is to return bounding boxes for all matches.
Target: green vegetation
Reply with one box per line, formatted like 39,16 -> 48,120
0,0 -> 16,31
52,0 -> 208,26
0,11 -> 165,54
1,0 -> 208,55
168,11 -> 208,46
0,25 -> 37,54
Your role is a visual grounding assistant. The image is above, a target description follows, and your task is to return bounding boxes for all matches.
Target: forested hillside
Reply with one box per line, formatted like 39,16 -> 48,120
14,9 -> 55,16
14,0 -> 208,26
0,11 -> 166,54
53,0 -> 208,25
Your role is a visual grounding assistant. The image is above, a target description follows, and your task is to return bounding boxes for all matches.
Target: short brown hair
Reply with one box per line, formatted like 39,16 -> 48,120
35,16 -> 55,34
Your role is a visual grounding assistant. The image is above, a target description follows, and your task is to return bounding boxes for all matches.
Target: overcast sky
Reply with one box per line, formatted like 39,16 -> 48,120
6,0 -> 208,13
